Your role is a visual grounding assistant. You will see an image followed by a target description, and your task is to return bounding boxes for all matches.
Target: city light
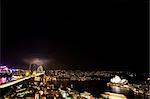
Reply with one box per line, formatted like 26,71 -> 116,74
0,67 -> 149,98
1,1 -> 148,99
32,71 -> 36,76
25,70 -> 30,76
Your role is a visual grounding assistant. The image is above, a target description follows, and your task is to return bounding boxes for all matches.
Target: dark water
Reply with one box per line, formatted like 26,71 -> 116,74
72,80 -> 107,97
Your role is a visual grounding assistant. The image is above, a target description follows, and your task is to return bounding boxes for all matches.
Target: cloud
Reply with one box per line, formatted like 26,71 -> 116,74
23,57 -> 50,65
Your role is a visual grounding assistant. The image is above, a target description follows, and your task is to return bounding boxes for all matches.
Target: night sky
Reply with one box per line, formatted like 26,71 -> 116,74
2,1 -> 149,72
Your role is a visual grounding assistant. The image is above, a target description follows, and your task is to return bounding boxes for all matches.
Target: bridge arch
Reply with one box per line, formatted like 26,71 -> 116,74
29,64 -> 44,73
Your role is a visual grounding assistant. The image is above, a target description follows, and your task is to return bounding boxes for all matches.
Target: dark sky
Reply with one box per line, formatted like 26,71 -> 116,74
2,0 -> 149,72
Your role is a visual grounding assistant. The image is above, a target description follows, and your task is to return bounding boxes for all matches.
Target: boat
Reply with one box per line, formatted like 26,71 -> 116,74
101,92 -> 127,99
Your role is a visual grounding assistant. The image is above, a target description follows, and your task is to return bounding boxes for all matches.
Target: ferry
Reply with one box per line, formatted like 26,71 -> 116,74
101,92 -> 127,99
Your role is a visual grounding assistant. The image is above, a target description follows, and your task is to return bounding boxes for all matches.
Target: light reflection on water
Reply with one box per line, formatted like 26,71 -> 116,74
111,86 -> 128,94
